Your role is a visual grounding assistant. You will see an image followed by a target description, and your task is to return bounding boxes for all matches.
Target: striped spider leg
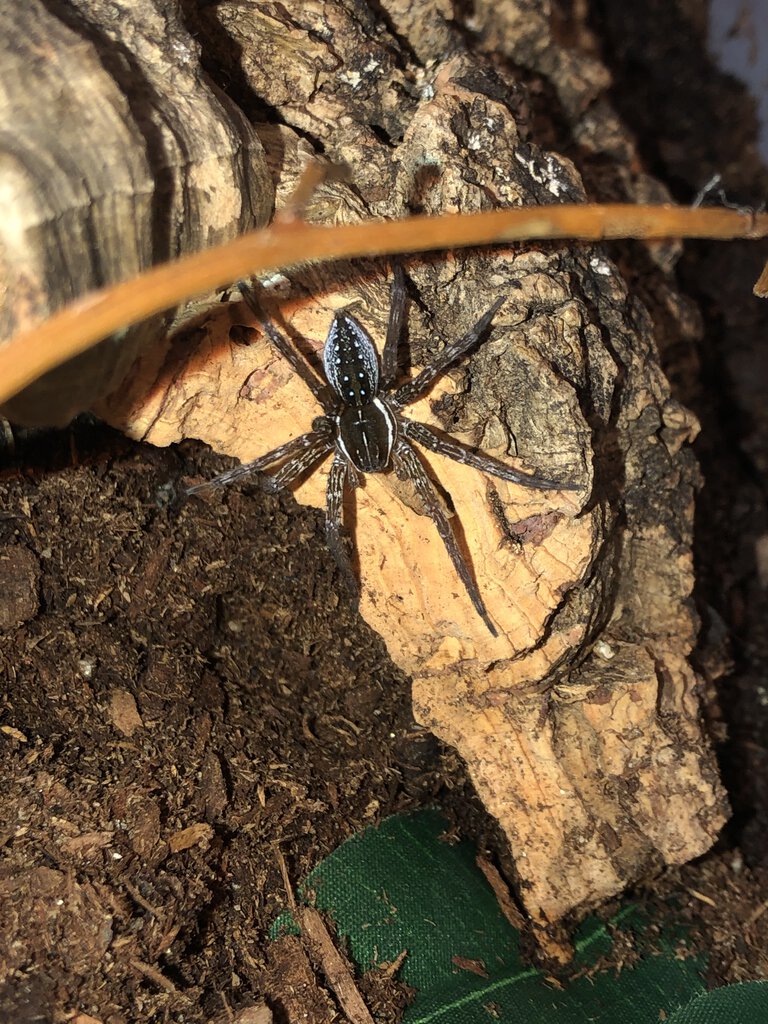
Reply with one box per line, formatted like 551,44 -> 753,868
189,271 -> 577,635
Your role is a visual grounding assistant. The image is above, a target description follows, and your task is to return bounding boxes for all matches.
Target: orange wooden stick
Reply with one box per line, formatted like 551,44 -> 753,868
1,203 -> 766,407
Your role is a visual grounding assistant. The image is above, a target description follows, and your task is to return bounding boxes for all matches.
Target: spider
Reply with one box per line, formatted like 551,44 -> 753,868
189,268 -> 577,636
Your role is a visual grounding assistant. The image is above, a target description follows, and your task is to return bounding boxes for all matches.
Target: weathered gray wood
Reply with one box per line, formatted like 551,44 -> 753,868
0,0 -> 272,425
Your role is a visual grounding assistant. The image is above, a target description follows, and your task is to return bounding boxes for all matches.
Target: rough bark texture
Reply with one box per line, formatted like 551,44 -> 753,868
78,0 -> 728,925
0,0 -> 271,426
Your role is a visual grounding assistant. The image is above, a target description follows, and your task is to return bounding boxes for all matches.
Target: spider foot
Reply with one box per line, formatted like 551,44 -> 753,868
259,476 -> 281,494
393,437 -> 500,637
479,607 -> 498,638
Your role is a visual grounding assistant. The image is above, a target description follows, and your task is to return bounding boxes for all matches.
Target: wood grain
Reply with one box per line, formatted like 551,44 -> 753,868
0,0 -> 270,425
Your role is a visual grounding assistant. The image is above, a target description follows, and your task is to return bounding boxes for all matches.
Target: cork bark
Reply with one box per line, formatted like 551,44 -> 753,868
0,0 -> 272,426
0,0 -> 728,925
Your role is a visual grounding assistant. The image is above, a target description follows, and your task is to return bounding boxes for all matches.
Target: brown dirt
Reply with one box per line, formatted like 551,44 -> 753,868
0,426 -> 439,1021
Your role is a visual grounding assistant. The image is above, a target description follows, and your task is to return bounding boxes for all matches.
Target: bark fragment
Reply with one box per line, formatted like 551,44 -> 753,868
0,0 -> 271,425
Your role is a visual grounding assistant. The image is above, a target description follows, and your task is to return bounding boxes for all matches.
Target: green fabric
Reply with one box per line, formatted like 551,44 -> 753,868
298,810 -> 708,1023
666,982 -> 768,1023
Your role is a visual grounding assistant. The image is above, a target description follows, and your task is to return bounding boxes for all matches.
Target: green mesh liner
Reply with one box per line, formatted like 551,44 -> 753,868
666,982 -> 768,1023
286,809 -> 710,1023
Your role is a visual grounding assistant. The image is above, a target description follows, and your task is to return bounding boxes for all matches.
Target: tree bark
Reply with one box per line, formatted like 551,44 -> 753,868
1,0 -> 728,926
0,0 -> 271,426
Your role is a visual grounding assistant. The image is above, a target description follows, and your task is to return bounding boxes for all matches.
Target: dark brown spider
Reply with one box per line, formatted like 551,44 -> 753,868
189,268 -> 577,636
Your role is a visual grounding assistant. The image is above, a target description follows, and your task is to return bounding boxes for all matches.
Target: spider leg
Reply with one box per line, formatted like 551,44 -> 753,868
381,263 -> 406,390
392,296 -> 505,408
185,427 -> 332,495
401,418 -> 579,491
326,451 -> 360,602
392,438 -> 498,637
265,436 -> 334,492
237,280 -> 334,413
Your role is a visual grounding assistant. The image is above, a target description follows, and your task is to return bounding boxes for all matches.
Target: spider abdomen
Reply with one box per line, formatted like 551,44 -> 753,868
336,398 -> 396,473
323,312 -> 380,407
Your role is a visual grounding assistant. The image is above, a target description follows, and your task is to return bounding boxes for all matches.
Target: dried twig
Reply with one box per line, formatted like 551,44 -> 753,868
273,846 -> 375,1024
1,203 -> 767,407
300,907 -> 376,1024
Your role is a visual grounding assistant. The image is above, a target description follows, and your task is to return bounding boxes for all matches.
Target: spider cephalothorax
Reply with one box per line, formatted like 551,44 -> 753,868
190,269 -> 577,636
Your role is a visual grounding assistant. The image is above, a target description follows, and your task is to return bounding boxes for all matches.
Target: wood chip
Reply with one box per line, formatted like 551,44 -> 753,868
451,955 -> 489,978
1,725 -> 28,743
210,999 -> 276,1024
299,907 -> 375,1024
377,949 -> 407,977
168,822 -> 214,853
687,887 -> 717,908
62,831 -> 113,856
476,855 -> 526,930
745,898 -> 768,927
229,1004 -> 273,1024
108,689 -> 143,737
129,957 -> 178,993
262,935 -> 334,1024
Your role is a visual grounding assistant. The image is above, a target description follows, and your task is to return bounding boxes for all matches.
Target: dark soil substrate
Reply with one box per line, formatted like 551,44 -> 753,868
3,1 -> 768,1021
0,428 -> 441,1020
